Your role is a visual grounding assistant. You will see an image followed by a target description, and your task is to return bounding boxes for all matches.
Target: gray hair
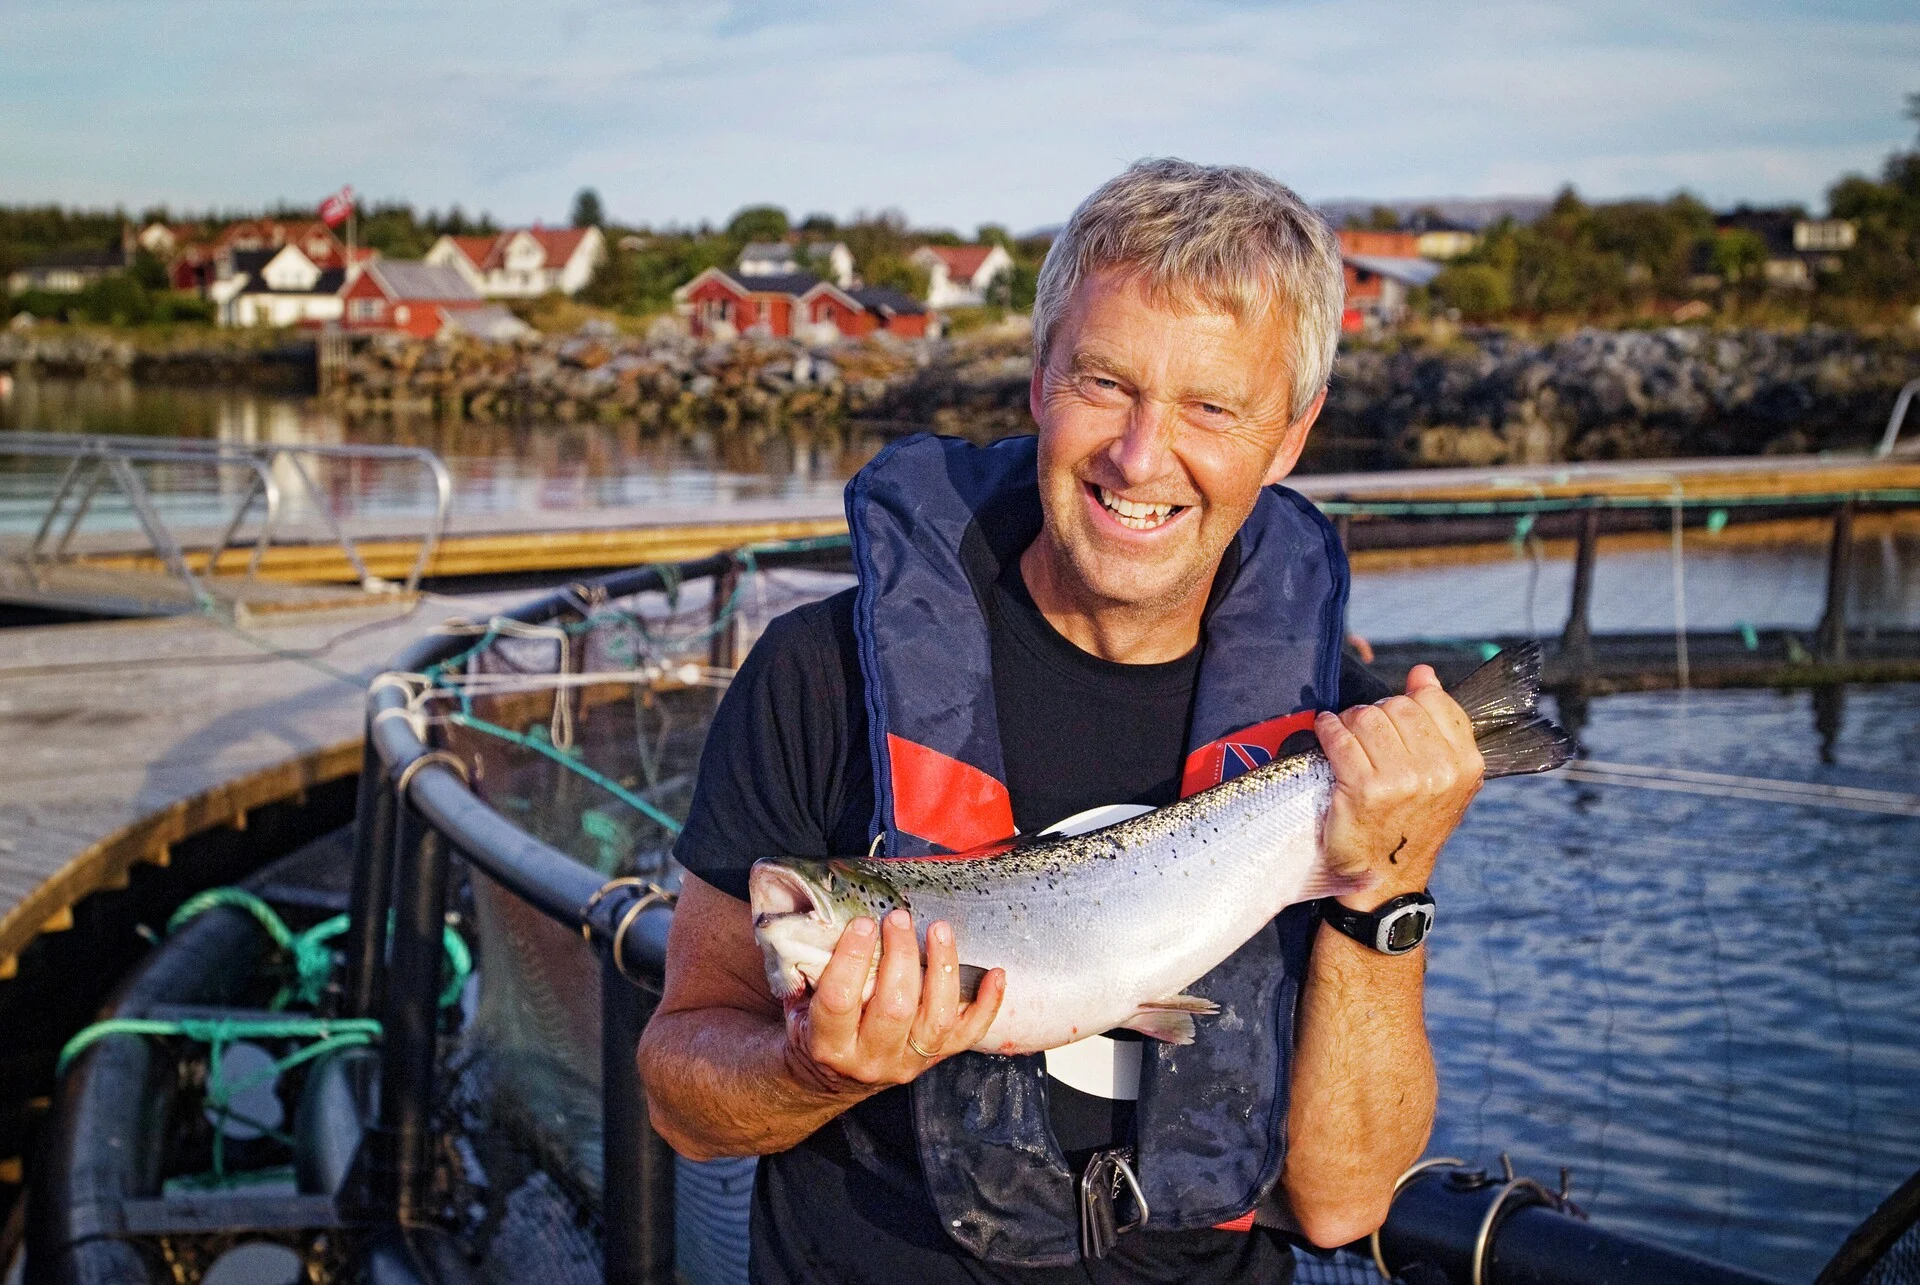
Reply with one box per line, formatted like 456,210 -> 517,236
1032,158 -> 1345,421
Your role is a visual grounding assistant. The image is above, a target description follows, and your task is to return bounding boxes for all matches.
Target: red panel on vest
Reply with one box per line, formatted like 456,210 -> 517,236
1179,710 -> 1319,799
1213,1211 -> 1257,1233
887,733 -> 1017,853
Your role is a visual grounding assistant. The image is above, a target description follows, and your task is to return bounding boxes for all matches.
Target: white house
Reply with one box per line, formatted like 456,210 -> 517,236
738,241 -> 855,288
218,246 -> 346,328
425,227 -> 607,298
911,243 -> 1014,308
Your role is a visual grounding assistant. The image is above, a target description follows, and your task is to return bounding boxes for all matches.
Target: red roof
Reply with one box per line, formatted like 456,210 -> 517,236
525,227 -> 590,266
923,244 -> 995,281
448,235 -> 497,268
455,227 -> 594,271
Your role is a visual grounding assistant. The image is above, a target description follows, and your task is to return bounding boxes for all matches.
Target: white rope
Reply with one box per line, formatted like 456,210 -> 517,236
1562,759 -> 1920,817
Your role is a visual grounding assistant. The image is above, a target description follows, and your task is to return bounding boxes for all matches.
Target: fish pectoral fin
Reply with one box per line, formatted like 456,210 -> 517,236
956,964 -> 988,1004
1138,992 -> 1218,1015
1119,993 -> 1219,1044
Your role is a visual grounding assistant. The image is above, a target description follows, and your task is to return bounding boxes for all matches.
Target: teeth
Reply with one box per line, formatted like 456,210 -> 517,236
1098,487 -> 1180,531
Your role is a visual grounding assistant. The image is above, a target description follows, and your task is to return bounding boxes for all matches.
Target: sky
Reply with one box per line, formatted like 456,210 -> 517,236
4,0 -> 1917,233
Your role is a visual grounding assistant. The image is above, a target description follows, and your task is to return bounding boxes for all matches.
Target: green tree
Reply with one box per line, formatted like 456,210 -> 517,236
976,223 -> 1014,250
861,253 -> 930,299
1432,263 -> 1511,321
1710,229 -> 1769,283
572,188 -> 605,229
726,205 -> 790,244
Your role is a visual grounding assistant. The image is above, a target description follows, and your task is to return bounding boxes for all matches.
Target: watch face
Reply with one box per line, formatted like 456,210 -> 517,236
1383,904 -> 1433,952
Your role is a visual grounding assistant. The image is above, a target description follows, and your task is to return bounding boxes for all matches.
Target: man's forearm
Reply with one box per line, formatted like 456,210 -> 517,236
1280,922 -> 1437,1248
637,1008 -> 872,1161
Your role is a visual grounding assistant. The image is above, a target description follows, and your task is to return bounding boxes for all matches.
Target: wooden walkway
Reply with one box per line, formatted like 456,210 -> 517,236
55,453 -> 1920,586
0,593 -> 522,980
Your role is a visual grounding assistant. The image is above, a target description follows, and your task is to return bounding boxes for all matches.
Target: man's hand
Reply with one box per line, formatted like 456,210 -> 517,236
1314,663 -> 1484,910
784,908 -> 1005,1097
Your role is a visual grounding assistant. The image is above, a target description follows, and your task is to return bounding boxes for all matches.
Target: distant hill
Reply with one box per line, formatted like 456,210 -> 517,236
1316,196 -> 1553,231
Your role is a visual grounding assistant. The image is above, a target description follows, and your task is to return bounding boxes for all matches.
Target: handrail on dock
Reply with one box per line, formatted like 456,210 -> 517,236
1876,377 -> 1920,458
1,432 -> 452,605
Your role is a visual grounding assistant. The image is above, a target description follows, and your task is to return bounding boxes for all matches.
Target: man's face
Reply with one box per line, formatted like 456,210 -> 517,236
1028,268 -> 1322,615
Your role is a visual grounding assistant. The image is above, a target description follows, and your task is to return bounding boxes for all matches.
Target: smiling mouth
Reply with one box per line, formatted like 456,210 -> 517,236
1092,484 -> 1187,532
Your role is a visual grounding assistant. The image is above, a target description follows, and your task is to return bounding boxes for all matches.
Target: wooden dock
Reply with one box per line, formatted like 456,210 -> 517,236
45,452 -> 1920,587
0,593 -> 523,982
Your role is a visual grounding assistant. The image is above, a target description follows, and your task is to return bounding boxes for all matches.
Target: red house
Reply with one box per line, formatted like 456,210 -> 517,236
1336,229 -> 1439,331
340,261 -> 498,336
675,268 -> 931,340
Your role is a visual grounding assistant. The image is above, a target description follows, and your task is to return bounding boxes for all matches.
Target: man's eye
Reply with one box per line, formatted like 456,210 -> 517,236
1091,378 -> 1121,391
1198,402 -> 1227,416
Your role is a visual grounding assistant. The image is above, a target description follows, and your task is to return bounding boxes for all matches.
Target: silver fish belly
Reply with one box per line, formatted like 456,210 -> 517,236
860,751 -> 1340,1055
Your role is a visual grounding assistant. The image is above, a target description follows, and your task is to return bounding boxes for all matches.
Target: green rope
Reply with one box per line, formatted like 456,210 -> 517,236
447,710 -> 684,837
56,1015 -> 381,1181
56,1016 -> 381,1078
168,889 -> 472,1010
1315,487 -> 1920,518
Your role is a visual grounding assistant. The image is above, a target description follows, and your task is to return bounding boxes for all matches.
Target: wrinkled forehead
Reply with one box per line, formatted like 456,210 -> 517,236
1053,266 -> 1297,401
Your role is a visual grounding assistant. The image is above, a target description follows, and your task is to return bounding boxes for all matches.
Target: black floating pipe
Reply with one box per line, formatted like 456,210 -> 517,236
1379,1169 -> 1788,1285
1818,500 -> 1856,664
369,804 -> 451,1227
344,726 -> 398,1019
1560,503 -> 1601,660
603,942 -> 675,1285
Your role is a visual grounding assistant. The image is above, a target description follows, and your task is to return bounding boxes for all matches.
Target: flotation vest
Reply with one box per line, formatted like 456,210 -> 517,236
844,433 -> 1349,1266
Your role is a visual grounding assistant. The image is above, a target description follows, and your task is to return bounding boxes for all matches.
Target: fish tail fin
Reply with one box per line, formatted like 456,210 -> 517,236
1448,643 -> 1574,779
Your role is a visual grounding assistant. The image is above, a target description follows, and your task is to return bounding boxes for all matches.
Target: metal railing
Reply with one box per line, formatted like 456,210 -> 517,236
1,432 -> 452,604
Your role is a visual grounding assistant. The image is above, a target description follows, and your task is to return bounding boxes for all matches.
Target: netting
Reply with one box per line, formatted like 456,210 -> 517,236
380,548 -> 856,1212
394,526 -> 1920,1283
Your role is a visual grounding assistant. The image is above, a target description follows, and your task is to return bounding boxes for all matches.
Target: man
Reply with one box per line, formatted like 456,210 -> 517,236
637,159 -> 1484,1282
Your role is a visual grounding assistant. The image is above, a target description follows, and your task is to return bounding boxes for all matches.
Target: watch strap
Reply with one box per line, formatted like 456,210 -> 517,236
1320,891 -> 1435,954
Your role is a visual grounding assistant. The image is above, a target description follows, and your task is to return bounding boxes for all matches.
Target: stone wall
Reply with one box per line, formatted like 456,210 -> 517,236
1315,327 -> 1920,471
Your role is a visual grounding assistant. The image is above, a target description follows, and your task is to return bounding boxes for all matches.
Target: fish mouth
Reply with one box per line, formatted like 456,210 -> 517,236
750,863 -> 824,929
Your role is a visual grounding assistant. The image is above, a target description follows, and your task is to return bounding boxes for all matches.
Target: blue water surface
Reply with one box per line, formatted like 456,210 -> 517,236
1428,683 -> 1920,1280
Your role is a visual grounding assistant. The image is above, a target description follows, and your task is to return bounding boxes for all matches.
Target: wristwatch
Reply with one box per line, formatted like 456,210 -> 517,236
1320,892 -> 1435,955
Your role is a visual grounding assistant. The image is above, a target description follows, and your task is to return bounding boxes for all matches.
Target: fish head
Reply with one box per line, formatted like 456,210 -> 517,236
749,858 -> 902,1003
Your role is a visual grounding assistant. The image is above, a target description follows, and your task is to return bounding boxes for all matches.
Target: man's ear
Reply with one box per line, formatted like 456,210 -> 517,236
1029,360 -> 1047,425
1263,387 -> 1327,486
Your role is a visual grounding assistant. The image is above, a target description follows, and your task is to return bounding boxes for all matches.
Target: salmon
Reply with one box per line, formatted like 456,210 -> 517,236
750,645 -> 1570,1055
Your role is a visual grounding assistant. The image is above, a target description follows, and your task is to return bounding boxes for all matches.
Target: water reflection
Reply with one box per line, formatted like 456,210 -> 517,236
0,377 -> 884,535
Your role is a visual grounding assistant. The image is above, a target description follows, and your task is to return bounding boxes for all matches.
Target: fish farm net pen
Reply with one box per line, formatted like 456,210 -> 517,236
337,521 -> 1920,1283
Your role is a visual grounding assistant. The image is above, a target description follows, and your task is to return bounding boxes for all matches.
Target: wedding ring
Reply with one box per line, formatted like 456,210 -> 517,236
907,1035 -> 937,1059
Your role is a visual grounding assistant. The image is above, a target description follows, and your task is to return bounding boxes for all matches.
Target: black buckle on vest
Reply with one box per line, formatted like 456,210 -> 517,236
1078,1146 -> 1150,1260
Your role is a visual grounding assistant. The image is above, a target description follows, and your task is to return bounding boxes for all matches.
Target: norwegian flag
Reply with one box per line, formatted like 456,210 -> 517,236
318,185 -> 355,228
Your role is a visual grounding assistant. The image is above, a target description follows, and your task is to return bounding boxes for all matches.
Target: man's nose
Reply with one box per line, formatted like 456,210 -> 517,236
1107,400 -> 1175,487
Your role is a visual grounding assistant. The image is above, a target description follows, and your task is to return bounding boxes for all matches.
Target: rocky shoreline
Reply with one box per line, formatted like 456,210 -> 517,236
4,324 -> 1914,467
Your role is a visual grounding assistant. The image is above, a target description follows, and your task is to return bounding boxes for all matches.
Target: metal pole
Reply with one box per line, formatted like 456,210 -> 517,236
1818,501 -> 1855,664
709,561 -> 741,671
343,731 -> 398,1019
26,454 -> 87,563
602,949 -> 676,1285
1559,504 -> 1600,660
371,800 -> 450,1227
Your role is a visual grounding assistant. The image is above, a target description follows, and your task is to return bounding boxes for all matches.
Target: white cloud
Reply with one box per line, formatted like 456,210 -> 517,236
1,0 -> 1914,227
